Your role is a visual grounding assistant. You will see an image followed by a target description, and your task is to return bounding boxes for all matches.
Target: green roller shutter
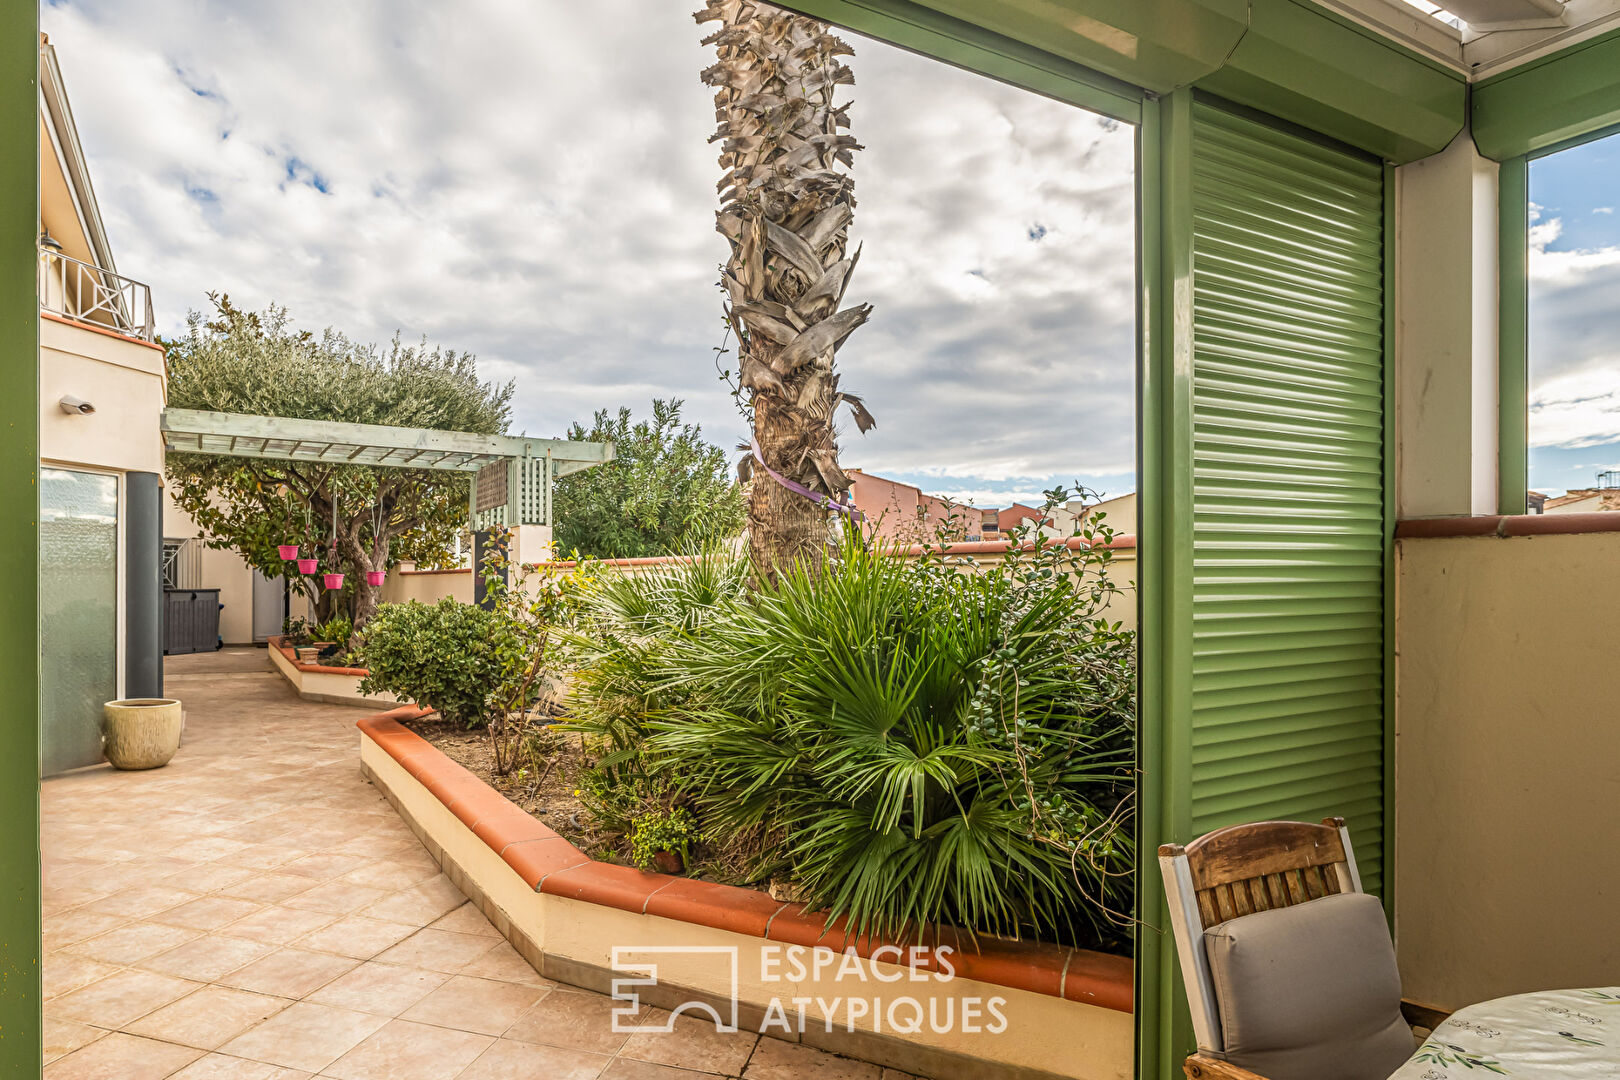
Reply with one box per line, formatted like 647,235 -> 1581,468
1187,97 -> 1388,895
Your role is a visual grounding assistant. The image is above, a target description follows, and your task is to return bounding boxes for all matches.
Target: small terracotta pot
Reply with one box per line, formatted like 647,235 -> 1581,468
277,544 -> 299,560
102,698 -> 183,770
650,850 -> 684,875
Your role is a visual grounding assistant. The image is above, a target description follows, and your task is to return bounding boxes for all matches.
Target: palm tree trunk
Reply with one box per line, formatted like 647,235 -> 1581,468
698,0 -> 876,580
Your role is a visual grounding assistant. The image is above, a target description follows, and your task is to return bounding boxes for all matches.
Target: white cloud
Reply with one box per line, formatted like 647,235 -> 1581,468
1528,213 -> 1620,449
43,0 -> 1137,507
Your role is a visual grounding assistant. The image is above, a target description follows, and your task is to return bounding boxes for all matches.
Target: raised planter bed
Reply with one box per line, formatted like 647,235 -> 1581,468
268,635 -> 399,709
357,706 -> 1133,1080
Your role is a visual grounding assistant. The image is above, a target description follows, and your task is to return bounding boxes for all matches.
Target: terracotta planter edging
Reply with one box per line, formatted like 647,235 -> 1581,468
269,635 -> 369,677
356,706 -> 1132,1013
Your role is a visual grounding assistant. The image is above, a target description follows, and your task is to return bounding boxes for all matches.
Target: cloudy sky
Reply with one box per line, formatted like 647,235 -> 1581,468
1528,131 -> 1620,496
41,0 -> 1137,511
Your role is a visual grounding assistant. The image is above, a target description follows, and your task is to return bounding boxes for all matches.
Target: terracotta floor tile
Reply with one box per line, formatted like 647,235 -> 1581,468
43,1031 -> 203,1080
220,945 -> 357,997
323,1018 -> 493,1080
82,884 -> 199,920
219,843 -> 304,871
457,941 -> 552,987
307,961 -> 450,1017
278,852 -> 373,879
295,914 -> 420,960
125,985 -> 292,1049
62,920 -> 202,964
599,1059 -> 729,1080
42,953 -> 122,1000
218,1000 -> 388,1072
218,871 -> 319,904
742,1038 -> 883,1079
428,902 -> 500,938
373,928 -> 499,974
43,911 -> 128,952
620,1010 -> 760,1075
49,968 -> 202,1028
42,1016 -> 105,1063
158,861 -> 257,894
455,1038 -> 612,1080
219,904 -> 339,945
281,880 -> 388,915
399,974 -> 547,1036
167,836 -> 253,863
505,987 -> 634,1055
361,876 -> 467,925
166,1053 -> 312,1079
341,856 -> 440,891
138,933 -> 276,982
151,894 -> 266,931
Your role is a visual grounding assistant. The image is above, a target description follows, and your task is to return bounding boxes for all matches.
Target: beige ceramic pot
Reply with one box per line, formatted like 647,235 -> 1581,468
102,698 -> 183,770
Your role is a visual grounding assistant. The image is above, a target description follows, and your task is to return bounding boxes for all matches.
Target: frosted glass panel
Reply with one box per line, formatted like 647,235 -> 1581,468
41,468 -> 118,775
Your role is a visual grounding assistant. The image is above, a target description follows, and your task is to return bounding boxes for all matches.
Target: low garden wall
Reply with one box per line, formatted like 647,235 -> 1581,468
357,706 -> 1133,1080
267,635 -> 399,709
389,535 -> 1139,630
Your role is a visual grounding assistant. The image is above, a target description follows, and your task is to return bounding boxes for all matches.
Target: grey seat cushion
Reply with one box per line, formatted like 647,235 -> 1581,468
1204,892 -> 1416,1080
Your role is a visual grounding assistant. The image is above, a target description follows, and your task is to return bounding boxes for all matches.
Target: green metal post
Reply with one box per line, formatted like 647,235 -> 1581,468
1,5 -> 42,1071
1136,86 -> 1199,1080
1134,93 -> 1164,1080
1498,156 -> 1529,516
1382,160 -> 1398,923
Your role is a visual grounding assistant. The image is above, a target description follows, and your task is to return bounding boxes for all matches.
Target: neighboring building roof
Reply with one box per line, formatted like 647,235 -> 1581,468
1542,489 -> 1620,513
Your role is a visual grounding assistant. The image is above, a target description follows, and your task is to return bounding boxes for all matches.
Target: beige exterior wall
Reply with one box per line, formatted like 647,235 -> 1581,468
389,547 -> 1138,632
40,318 -> 166,475
1394,531 -> 1620,1009
161,490 -> 314,645
382,569 -> 475,606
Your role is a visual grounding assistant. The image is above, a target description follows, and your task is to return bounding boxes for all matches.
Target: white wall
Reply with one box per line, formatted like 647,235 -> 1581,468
1395,127 -> 1501,518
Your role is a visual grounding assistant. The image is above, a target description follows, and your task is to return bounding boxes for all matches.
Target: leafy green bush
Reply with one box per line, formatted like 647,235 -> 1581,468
565,503 -> 1136,948
311,616 -> 353,647
357,599 -> 524,728
629,807 -> 705,871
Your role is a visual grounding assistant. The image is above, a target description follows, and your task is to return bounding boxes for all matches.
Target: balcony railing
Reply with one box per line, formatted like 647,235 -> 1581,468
38,247 -> 155,342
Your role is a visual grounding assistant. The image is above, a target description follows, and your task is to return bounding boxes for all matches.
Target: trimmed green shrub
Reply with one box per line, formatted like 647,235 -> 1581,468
357,598 -> 523,728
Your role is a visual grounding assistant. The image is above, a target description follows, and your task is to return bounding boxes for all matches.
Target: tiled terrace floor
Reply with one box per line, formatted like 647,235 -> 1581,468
43,648 -> 905,1080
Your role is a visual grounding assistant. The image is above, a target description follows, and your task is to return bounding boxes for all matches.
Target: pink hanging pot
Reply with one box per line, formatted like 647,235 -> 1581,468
366,570 -> 386,587
323,573 -> 345,591
296,558 -> 318,575
277,544 -> 300,561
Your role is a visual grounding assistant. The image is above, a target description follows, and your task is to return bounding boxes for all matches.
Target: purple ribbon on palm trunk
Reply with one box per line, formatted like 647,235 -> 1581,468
749,436 -> 864,521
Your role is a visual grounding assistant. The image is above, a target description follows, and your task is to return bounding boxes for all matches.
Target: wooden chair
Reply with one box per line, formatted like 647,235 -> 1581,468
1158,818 -> 1451,1080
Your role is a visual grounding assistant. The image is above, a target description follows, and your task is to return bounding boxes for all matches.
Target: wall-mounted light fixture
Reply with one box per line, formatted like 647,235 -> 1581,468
59,395 -> 95,415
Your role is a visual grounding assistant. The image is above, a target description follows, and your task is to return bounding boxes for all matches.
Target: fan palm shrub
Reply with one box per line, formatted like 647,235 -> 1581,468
566,500 -> 1136,948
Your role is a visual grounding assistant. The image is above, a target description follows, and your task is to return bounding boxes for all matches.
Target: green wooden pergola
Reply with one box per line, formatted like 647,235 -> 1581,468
159,408 -> 614,530
7,3 -> 1620,1075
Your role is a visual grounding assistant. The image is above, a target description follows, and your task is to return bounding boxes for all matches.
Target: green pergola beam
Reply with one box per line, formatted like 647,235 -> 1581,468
160,409 -> 613,473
